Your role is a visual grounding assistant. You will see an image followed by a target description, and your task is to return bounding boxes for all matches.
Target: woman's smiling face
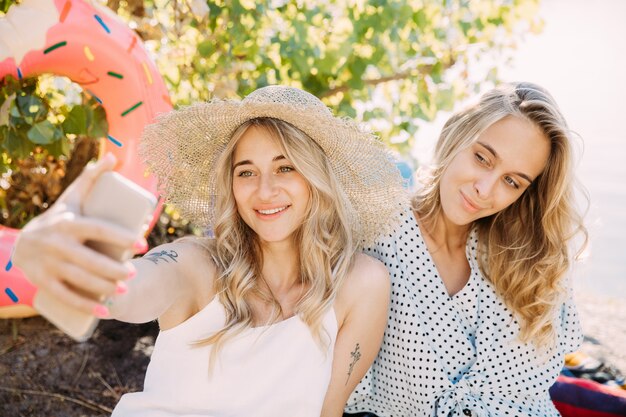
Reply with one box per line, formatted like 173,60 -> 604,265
231,126 -> 310,245
439,115 -> 550,227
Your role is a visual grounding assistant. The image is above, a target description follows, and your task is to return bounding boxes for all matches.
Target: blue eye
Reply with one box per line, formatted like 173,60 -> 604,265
237,170 -> 253,177
278,166 -> 294,173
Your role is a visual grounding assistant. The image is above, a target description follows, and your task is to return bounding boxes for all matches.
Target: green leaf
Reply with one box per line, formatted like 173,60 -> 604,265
0,125 -> 7,145
459,20 -> 472,36
16,94 -> 47,124
8,104 -> 24,128
27,120 -> 57,144
61,105 -> 87,135
3,128 -> 33,159
45,134 -> 71,157
413,9 -> 427,30
317,54 -> 336,74
197,40 -> 215,58
87,105 -> 109,139
338,101 -> 356,118
435,88 -> 455,112
207,3 -> 221,20
0,0 -> 14,15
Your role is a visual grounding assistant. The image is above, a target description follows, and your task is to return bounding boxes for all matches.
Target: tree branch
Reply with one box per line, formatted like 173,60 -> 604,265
0,386 -> 113,414
320,71 -> 415,99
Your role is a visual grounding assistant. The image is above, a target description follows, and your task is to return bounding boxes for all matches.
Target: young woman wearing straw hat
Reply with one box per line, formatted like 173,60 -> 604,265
13,86 -> 407,416
343,82 -> 588,417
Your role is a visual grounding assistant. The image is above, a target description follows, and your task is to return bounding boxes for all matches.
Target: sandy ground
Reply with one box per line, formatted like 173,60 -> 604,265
574,289 -> 626,374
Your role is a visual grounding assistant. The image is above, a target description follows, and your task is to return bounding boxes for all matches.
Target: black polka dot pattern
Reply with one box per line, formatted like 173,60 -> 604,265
345,209 -> 583,416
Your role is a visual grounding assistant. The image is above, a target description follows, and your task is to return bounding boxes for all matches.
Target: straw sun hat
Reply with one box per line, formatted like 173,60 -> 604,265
140,85 -> 408,244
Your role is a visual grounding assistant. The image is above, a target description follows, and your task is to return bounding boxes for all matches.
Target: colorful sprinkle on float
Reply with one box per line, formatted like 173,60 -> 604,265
0,0 -> 172,318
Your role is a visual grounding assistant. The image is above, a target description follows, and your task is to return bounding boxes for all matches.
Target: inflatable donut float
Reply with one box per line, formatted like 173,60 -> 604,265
0,0 -> 171,318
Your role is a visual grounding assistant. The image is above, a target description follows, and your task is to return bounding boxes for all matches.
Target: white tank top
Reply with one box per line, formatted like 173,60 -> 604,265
112,297 -> 338,417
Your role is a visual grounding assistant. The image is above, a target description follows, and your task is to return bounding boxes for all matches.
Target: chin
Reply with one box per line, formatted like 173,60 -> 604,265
440,208 -> 476,227
257,232 -> 296,244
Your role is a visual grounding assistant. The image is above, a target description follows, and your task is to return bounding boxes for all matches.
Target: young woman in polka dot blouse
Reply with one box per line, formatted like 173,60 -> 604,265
344,82 -> 587,417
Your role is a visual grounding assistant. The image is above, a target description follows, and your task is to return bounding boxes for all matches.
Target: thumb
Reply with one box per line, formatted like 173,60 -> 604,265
56,153 -> 118,208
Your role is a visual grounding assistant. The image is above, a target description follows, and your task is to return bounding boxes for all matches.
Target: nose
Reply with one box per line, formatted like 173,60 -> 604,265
257,173 -> 279,200
473,173 -> 497,200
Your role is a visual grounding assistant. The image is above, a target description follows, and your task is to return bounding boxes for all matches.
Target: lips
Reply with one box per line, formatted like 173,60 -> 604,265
256,206 -> 288,215
460,191 -> 483,213
254,205 -> 291,218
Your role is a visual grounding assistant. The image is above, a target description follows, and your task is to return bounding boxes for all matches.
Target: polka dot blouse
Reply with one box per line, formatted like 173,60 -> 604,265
345,209 -> 582,417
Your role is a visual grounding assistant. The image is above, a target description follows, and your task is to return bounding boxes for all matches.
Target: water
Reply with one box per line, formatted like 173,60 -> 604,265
413,0 -> 626,298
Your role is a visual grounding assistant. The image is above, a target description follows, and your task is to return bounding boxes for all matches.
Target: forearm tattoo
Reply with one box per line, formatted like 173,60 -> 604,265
144,250 -> 179,264
345,343 -> 362,385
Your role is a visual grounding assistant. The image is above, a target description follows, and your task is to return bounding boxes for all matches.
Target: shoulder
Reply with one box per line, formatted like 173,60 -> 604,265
176,236 -> 218,278
365,207 -> 419,249
146,237 -> 219,299
335,253 -> 390,324
145,237 -> 217,270
143,237 -> 220,328
350,253 -> 390,285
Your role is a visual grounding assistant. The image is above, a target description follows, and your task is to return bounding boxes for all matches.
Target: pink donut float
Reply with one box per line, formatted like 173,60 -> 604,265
0,0 -> 171,318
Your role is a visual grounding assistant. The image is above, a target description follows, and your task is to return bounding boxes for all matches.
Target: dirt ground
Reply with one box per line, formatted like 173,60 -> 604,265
1,290 -> 624,417
0,213 -> 192,417
0,316 -> 158,417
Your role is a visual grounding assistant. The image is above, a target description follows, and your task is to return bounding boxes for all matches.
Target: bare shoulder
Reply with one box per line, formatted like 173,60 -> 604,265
140,237 -> 218,300
346,253 -> 389,289
136,237 -> 219,328
334,253 -> 390,324
144,236 -> 216,263
167,237 -> 218,286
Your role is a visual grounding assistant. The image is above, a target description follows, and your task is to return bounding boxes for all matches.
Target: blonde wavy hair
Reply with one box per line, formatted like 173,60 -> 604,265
191,118 -> 357,362
413,82 -> 587,347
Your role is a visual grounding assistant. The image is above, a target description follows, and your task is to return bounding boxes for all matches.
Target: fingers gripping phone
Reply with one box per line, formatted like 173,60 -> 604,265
34,172 -> 157,342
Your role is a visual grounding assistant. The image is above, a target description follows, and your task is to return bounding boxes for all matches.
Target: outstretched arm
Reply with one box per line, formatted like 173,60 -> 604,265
109,240 -> 216,325
12,154 -> 213,325
13,154 -> 138,317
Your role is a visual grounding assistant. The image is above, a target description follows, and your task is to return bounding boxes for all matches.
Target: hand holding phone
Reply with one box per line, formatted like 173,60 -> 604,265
33,172 -> 157,341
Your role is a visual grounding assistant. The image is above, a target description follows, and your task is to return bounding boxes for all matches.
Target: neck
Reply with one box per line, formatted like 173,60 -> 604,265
259,239 -> 300,293
418,211 -> 471,253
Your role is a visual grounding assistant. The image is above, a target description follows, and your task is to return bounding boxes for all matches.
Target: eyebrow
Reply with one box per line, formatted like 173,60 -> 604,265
476,141 -> 534,183
232,155 -> 286,169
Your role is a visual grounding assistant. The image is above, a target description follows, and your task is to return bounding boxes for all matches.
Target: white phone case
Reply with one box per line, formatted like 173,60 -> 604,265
34,172 -> 157,342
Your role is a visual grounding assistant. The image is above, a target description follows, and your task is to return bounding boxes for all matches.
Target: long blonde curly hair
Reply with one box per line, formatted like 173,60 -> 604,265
192,118 -> 357,361
412,82 -> 587,347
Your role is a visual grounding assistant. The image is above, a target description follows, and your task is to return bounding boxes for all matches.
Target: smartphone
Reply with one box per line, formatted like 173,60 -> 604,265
33,172 -> 157,342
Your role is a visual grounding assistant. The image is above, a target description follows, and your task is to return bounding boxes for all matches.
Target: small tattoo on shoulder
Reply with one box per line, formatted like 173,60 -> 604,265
345,343 -> 362,385
144,250 -> 179,264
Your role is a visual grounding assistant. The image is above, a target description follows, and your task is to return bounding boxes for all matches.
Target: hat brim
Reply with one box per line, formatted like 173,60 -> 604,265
141,98 -> 408,244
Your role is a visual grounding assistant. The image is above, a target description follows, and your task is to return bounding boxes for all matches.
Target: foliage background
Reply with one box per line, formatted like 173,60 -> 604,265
1,0 -> 542,229
0,76 -> 106,228
114,0 -> 542,156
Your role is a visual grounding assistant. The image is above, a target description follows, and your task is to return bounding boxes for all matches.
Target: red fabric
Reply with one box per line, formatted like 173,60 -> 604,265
553,401 -> 623,417
550,375 -> 626,417
556,375 -> 626,399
